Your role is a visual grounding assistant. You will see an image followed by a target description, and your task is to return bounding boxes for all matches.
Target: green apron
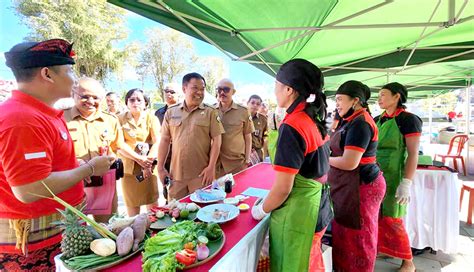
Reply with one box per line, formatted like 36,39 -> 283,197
267,129 -> 278,163
376,113 -> 407,218
269,174 -> 322,272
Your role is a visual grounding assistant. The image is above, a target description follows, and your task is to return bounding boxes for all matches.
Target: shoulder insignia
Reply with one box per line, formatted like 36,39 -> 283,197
168,103 -> 181,109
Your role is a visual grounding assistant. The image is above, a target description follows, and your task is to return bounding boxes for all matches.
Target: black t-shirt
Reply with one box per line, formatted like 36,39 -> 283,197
374,109 -> 423,137
273,102 -> 330,180
154,105 -> 168,124
335,109 -> 380,182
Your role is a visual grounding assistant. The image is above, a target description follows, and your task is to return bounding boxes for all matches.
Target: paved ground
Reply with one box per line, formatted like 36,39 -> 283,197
375,173 -> 474,272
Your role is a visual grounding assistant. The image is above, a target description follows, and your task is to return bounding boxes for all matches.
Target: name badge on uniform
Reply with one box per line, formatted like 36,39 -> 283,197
60,130 -> 68,140
100,129 -> 108,141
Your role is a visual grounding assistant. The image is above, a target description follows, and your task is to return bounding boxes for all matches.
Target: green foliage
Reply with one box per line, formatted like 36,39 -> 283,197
13,0 -> 129,81
197,56 -> 229,96
134,28 -> 197,101
420,91 -> 459,115
134,28 -> 229,101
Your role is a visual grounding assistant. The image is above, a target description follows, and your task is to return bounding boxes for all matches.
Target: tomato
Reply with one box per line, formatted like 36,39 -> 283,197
147,215 -> 157,223
184,242 -> 195,250
175,249 -> 197,266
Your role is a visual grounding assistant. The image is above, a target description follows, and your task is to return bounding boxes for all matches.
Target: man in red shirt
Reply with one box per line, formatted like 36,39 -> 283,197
0,39 -> 115,271
447,110 -> 456,122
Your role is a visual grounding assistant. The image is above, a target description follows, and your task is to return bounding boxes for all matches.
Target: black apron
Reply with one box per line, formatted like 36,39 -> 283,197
328,122 -> 362,230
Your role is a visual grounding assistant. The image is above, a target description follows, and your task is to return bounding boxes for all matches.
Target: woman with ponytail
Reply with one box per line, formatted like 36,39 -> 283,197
375,82 -> 422,272
328,80 -> 386,271
251,59 -> 331,271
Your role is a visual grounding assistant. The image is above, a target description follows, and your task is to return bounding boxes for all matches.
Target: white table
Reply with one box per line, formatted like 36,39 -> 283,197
404,168 -> 461,254
209,216 -> 270,272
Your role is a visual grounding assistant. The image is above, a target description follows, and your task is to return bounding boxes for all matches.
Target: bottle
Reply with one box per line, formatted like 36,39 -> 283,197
224,180 -> 232,193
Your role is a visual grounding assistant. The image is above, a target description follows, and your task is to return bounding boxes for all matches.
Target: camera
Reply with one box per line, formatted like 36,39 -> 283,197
135,159 -> 158,182
110,158 -> 124,180
84,158 -> 124,187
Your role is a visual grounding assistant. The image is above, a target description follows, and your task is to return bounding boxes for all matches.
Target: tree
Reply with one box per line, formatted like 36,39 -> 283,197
13,0 -> 129,81
197,56 -> 229,96
420,91 -> 458,118
135,28 -> 197,102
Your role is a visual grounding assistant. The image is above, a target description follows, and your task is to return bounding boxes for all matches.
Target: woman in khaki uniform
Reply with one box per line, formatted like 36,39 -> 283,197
118,89 -> 160,216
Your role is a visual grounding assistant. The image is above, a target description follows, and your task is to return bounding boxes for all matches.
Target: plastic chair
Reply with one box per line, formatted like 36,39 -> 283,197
460,181 -> 474,225
434,134 -> 469,176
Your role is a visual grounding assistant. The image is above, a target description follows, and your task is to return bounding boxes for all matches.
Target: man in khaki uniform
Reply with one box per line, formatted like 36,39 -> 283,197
215,79 -> 254,177
158,73 -> 224,200
64,77 -> 152,222
247,95 -> 268,162
105,91 -> 125,116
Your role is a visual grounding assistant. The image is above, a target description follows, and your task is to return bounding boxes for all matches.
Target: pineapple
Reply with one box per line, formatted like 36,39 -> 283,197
53,208 -> 94,259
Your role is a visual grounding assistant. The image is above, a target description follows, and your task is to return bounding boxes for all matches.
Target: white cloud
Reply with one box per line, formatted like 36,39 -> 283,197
121,64 -> 140,81
233,82 -> 275,105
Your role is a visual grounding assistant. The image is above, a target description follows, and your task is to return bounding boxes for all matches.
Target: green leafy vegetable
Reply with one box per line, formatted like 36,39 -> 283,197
206,223 -> 223,240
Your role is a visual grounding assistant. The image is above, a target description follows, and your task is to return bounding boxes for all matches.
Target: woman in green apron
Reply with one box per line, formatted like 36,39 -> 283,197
251,59 -> 330,271
375,82 -> 422,272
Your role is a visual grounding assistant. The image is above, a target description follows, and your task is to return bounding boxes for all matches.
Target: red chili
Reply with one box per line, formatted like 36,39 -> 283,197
175,249 -> 197,266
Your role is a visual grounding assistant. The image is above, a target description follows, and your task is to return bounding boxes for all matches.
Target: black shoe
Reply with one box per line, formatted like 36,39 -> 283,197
411,247 -> 432,256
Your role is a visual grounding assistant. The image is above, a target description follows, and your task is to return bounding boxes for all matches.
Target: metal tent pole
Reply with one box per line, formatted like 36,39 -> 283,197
363,49 -> 474,83
466,79 -> 471,174
156,0 -> 235,60
401,0 -> 442,71
429,94 -> 433,144
405,67 -> 474,89
236,0 -> 393,61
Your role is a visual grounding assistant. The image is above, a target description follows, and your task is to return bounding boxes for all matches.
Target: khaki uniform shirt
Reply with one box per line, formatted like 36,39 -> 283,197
64,107 -> 123,161
107,107 -> 125,117
217,102 -> 254,173
162,103 -> 224,180
251,113 -> 268,150
117,111 -> 160,175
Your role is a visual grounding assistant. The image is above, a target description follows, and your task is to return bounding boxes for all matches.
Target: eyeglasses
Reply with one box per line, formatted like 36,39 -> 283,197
216,86 -> 232,93
164,89 -> 176,94
128,98 -> 143,103
73,91 -> 100,101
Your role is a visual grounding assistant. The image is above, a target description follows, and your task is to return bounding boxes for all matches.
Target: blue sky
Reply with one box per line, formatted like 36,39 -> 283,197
0,2 -> 274,101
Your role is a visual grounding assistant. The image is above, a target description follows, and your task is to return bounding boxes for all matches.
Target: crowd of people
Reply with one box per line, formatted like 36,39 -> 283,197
0,38 -> 423,272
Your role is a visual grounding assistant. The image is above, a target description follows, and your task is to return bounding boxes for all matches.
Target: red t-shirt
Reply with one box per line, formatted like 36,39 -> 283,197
0,91 -> 84,219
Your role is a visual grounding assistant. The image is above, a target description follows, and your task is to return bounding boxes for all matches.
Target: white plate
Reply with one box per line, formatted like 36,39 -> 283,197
196,203 -> 240,224
190,189 -> 226,203
223,197 -> 239,205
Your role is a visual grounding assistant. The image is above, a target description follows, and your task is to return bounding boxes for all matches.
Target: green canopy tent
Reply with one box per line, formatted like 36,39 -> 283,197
108,0 -> 474,96
109,0 -> 474,173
